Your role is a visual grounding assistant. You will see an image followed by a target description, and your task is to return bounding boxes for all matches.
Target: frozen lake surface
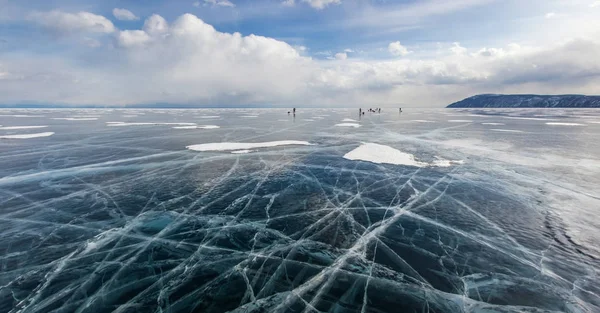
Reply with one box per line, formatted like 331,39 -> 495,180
1,108 -> 599,313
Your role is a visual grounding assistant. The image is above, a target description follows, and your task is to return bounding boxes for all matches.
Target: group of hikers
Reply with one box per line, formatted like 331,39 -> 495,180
359,108 -> 381,115
287,107 -> 402,116
359,108 -> 401,115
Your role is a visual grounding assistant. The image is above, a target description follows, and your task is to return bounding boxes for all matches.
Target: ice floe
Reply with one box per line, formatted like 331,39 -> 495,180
335,123 -> 361,128
187,141 -> 312,152
0,132 -> 54,139
0,126 -> 48,130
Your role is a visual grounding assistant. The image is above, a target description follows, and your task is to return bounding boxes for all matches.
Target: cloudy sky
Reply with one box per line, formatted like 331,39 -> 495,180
1,0 -> 599,107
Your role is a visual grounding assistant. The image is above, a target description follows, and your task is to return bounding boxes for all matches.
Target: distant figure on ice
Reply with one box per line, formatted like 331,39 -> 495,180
378,108 -> 381,113
293,108 -> 296,115
399,108 -> 402,113
288,111 -> 290,115
359,108 -> 362,115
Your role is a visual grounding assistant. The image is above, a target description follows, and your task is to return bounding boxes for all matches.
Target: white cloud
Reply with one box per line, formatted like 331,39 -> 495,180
450,42 -> 467,55
344,48 -> 354,53
334,52 -> 347,60
282,0 -> 296,7
302,0 -> 341,10
193,1 -> 201,7
117,30 -> 152,47
83,37 -> 102,48
204,0 -> 235,7
591,1 -> 600,8
143,14 -> 169,35
545,12 -> 556,18
4,13 -> 600,107
28,10 -> 115,34
388,41 -> 410,56
112,8 -> 139,21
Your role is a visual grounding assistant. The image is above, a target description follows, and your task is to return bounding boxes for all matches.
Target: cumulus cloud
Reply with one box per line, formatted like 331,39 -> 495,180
143,14 -> 169,35
450,42 -> 467,55
334,52 -> 347,60
282,0 -> 295,7
112,8 -> 139,21
303,0 -> 341,10
204,0 -> 235,7
545,12 -> 556,19
28,10 -> 115,34
117,30 -> 151,47
3,13 -> 600,107
591,1 -> 600,8
388,41 -> 410,57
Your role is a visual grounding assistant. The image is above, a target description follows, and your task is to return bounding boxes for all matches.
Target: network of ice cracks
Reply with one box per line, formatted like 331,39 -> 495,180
0,108 -> 599,313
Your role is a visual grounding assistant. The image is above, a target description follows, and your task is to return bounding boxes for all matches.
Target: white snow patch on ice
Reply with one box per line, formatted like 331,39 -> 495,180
343,143 -> 426,167
504,116 -> 556,121
344,143 -> 464,168
52,118 -> 98,121
231,150 -> 252,154
335,123 -> 361,128
0,132 -> 55,139
481,123 -> 505,126
342,118 -> 358,122
241,115 -> 258,118
431,158 -> 465,167
448,120 -> 473,123
199,116 -> 220,119
172,125 -> 220,129
411,120 -> 434,123
107,122 -> 196,127
187,141 -> 312,152
0,114 -> 43,118
491,129 -> 524,133
0,126 -> 48,130
545,122 -> 586,126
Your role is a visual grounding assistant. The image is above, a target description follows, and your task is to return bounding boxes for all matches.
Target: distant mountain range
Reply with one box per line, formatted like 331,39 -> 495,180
447,94 -> 600,108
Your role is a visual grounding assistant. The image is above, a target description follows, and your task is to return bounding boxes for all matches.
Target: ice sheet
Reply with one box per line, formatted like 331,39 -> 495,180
1,108 -> 599,313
